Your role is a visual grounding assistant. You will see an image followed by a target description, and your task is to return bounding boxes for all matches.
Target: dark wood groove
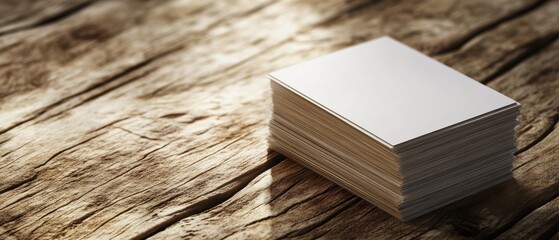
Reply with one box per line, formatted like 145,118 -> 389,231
0,174 -> 36,196
148,148 -> 248,212
18,138 -> 184,235
0,14 -> 28,29
0,0 -> 96,37
315,0 -> 383,27
396,212 -> 450,239
0,41 -> 21,54
284,197 -> 359,238
0,46 -> 181,136
216,184 -> 339,240
81,203 -> 140,238
33,132 -> 105,170
481,32 -> 559,85
433,0 -> 547,55
269,174 -> 317,204
515,112 -> 559,158
115,127 -> 162,141
129,153 -> 285,240
0,188 -> 43,212
37,46 -> 184,124
0,141 -> 30,158
58,209 -> 99,234
245,185 -> 337,229
536,218 -> 559,240
435,0 -> 548,54
487,182 -> 559,239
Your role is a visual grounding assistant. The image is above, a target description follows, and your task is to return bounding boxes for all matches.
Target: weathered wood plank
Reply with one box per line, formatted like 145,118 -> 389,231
0,0 -> 271,131
1,0 -> 558,239
0,0 -> 379,238
152,160 -> 361,239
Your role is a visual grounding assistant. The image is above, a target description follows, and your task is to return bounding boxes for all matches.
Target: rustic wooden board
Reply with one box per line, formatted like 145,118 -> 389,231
1,0 -> 558,239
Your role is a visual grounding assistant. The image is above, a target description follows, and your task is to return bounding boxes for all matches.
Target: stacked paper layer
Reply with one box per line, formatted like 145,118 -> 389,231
268,36 -> 520,221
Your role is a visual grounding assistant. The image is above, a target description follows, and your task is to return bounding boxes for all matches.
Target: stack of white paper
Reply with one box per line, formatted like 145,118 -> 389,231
268,36 -> 520,221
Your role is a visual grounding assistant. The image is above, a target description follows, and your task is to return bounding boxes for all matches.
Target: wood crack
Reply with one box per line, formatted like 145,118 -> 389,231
481,32 -> 559,84
396,212 -> 450,240
535,219 -> 559,240
37,45 -> 184,124
150,153 -> 247,212
115,127 -> 162,141
488,181 -> 559,239
34,132 -> 105,170
129,153 -> 285,240
282,196 -> 359,238
216,184 -> 338,240
0,46 -> 182,136
0,174 -> 37,196
435,0 -> 548,54
151,138 -> 261,212
0,138 -> 9,147
78,138 -> 190,237
77,173 -> 180,238
58,209 -> 99,233
0,0 -> 96,37
22,139 -> 177,235
514,111 -> 559,158
311,206 -> 374,238
78,149 -> 274,237
315,0 -> 381,27
0,188 -> 43,211
1,141 -> 30,158
83,204 -> 139,238
243,185 -> 337,230
223,171 -> 314,219
269,173 -> 315,204
86,117 -> 131,134
176,131 -> 249,158
0,41 -> 21,54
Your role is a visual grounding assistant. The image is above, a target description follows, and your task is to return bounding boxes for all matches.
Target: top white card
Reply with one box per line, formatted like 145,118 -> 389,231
269,36 -> 518,147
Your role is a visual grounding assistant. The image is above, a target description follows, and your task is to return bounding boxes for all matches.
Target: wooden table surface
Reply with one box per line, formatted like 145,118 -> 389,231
1,0 -> 559,239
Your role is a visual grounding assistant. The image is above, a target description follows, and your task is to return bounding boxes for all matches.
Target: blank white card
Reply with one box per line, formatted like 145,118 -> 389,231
269,36 -> 518,147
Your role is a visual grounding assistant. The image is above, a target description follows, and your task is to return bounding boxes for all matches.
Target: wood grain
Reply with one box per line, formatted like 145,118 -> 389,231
1,0 -> 558,239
